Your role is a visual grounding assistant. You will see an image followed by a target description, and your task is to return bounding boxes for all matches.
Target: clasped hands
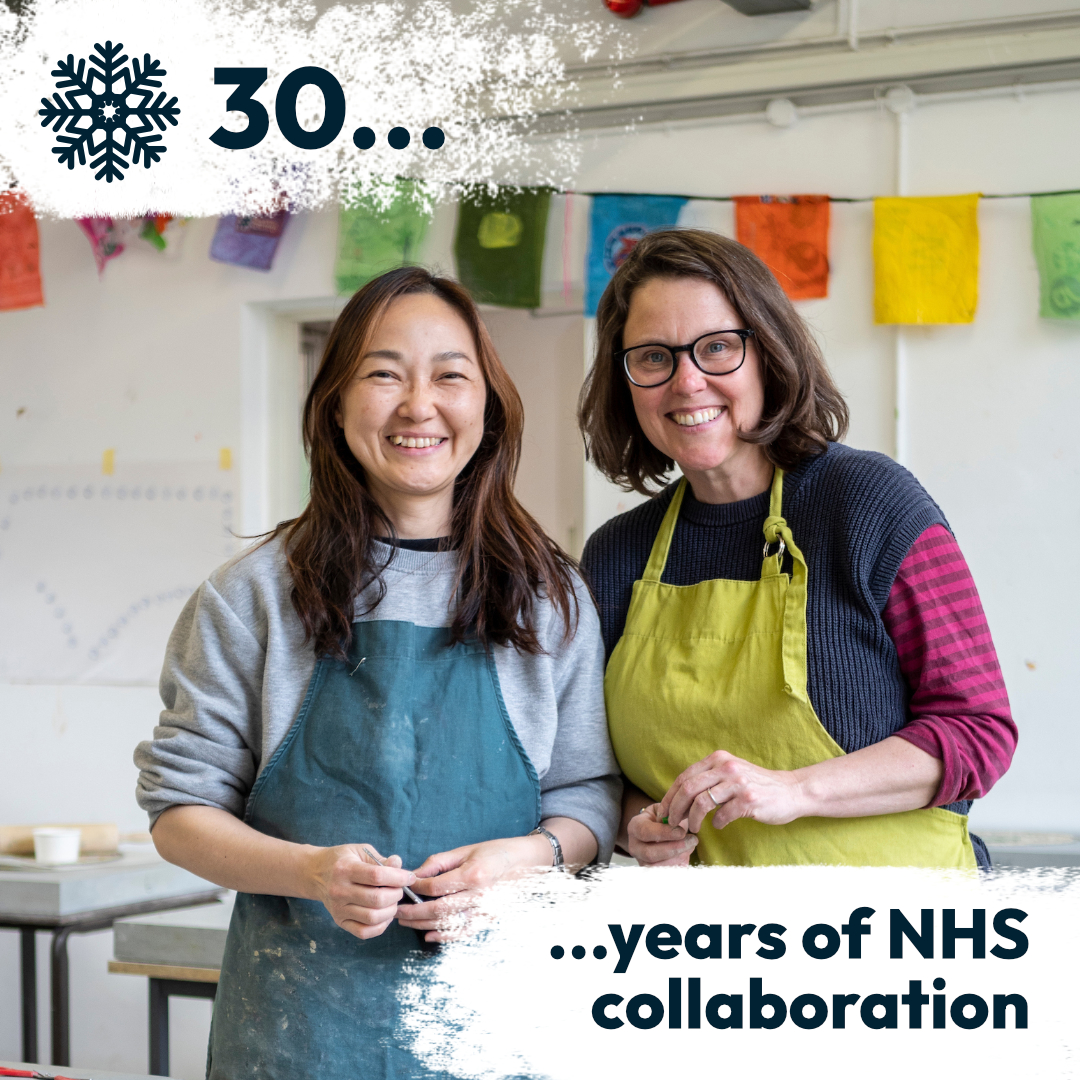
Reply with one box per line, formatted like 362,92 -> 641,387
309,833 -> 551,944
627,749 -> 805,867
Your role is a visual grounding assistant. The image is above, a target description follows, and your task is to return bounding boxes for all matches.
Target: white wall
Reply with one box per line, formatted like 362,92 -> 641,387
2,79 -> 1080,1075
481,309 -> 586,556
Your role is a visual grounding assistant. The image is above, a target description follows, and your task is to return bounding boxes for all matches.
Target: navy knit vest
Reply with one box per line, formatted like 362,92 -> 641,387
581,442 -> 980,833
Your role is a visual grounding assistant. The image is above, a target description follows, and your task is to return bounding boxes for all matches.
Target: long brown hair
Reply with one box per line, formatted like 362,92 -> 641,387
578,228 -> 849,494
274,266 -> 578,659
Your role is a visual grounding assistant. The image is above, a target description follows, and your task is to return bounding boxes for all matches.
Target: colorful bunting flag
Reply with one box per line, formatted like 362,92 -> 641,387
1030,193 -> 1080,320
77,217 -> 125,274
585,194 -> 688,316
454,186 -> 551,309
734,195 -> 830,300
0,192 -> 44,311
335,181 -> 432,295
873,194 -> 980,325
139,214 -> 173,252
210,211 -> 289,271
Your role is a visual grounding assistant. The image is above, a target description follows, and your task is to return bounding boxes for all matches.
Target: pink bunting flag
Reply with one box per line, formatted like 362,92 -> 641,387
76,217 -> 125,274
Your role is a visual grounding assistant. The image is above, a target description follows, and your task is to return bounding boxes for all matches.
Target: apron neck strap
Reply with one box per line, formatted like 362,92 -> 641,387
642,478 -> 687,584
762,467 -> 792,576
766,467 -> 784,524
643,469 -> 786,585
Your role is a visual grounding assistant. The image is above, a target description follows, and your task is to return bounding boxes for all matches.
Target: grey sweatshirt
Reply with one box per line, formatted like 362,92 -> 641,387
134,537 -> 621,861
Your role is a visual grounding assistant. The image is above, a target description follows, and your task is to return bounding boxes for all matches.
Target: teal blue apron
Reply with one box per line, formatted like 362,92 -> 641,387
207,619 -> 541,1080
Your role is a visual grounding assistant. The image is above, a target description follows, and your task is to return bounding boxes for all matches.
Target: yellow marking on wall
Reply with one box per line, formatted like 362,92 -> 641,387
101,448 -> 115,475
219,447 -> 232,470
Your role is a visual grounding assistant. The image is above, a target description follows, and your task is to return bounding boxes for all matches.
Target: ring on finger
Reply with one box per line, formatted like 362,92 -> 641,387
706,786 -> 720,807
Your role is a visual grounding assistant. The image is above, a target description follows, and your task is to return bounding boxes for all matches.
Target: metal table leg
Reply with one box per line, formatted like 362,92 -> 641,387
20,927 -> 37,1064
0,890 -> 223,1070
50,926 -> 74,1067
149,978 -> 170,1077
148,978 -> 217,1077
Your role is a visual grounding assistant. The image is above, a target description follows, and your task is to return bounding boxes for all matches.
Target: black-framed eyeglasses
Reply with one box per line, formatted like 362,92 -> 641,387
617,329 -> 755,388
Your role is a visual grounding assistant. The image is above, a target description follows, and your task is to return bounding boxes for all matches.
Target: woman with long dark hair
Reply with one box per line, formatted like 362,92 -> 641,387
136,266 -> 619,1078
579,228 -> 1015,870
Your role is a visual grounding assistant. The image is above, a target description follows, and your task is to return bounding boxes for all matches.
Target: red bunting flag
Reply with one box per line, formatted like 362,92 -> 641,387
0,192 -> 44,311
734,195 -> 830,300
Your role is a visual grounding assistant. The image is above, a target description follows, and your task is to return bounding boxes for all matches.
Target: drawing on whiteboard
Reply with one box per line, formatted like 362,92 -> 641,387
0,463 -> 243,684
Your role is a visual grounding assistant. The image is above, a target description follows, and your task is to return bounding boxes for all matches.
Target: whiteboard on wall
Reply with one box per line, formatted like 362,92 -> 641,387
0,463 -> 243,684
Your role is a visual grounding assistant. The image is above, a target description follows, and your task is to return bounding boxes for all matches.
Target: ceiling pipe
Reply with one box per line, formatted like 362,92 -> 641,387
847,0 -> 860,51
566,7 -> 1080,80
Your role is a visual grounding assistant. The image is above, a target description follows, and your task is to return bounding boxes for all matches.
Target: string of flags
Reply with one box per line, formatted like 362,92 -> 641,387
5,185 -> 1080,324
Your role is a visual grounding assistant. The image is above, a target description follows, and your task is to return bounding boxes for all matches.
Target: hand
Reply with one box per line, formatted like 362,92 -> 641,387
397,835 -> 551,943
626,802 -> 699,866
659,750 -> 805,835
307,844 -> 417,940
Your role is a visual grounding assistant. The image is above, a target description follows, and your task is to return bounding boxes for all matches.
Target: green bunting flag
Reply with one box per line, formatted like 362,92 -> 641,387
454,186 -> 551,308
335,181 -> 432,296
1031,193 -> 1080,320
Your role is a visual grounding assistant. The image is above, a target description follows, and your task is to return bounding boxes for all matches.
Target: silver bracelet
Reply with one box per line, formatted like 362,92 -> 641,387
530,825 -> 564,870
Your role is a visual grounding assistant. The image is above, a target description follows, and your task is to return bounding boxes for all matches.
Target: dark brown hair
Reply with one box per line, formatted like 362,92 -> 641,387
578,228 -> 849,494
273,265 -> 578,659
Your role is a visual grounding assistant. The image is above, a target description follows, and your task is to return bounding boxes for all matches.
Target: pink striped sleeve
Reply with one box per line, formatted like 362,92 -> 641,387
882,524 -> 1017,806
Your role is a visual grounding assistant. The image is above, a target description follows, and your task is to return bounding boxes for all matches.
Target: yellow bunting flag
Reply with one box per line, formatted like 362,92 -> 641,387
873,194 -> 980,324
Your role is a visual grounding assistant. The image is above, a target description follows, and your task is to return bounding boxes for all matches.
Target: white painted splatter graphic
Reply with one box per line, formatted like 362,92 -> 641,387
0,0 -> 624,217
400,864 -> 1080,1079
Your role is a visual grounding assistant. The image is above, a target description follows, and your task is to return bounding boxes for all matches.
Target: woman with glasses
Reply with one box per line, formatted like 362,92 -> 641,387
579,229 -> 1016,869
136,266 -> 619,1078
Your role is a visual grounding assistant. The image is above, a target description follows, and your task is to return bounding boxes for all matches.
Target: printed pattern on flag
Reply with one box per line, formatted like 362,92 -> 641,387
0,192 -> 44,311
734,195 -> 830,300
873,194 -> 980,325
336,180 -> 432,296
209,211 -> 289,271
1030,192 -> 1080,320
454,186 -> 551,309
585,194 -> 688,317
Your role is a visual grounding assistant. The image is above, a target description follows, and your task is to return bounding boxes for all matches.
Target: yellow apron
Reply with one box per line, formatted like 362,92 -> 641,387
605,469 -> 976,869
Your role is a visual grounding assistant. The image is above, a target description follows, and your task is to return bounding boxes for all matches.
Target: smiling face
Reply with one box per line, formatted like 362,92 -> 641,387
623,276 -> 772,503
337,292 -> 487,536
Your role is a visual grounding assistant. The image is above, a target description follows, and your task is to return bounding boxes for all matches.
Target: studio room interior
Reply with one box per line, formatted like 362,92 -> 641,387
1,0 -> 1079,1077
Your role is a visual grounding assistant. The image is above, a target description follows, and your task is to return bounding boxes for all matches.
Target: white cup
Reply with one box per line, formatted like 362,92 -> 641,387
33,828 -> 82,865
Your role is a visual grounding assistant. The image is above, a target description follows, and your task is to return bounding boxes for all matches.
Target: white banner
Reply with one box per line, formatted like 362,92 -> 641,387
404,865 -> 1079,1079
0,0 -> 612,217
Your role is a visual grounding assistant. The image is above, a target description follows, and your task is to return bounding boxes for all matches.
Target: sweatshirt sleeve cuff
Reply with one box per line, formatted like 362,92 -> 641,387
541,775 -> 622,864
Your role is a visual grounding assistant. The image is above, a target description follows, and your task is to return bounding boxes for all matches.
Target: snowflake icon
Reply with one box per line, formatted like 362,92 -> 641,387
39,41 -> 180,183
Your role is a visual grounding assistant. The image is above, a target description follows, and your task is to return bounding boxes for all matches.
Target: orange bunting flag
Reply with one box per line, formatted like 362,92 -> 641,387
0,192 -> 44,312
734,195 -> 830,300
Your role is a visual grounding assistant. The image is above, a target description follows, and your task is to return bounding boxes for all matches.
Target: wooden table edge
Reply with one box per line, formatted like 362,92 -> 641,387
108,960 -> 221,983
